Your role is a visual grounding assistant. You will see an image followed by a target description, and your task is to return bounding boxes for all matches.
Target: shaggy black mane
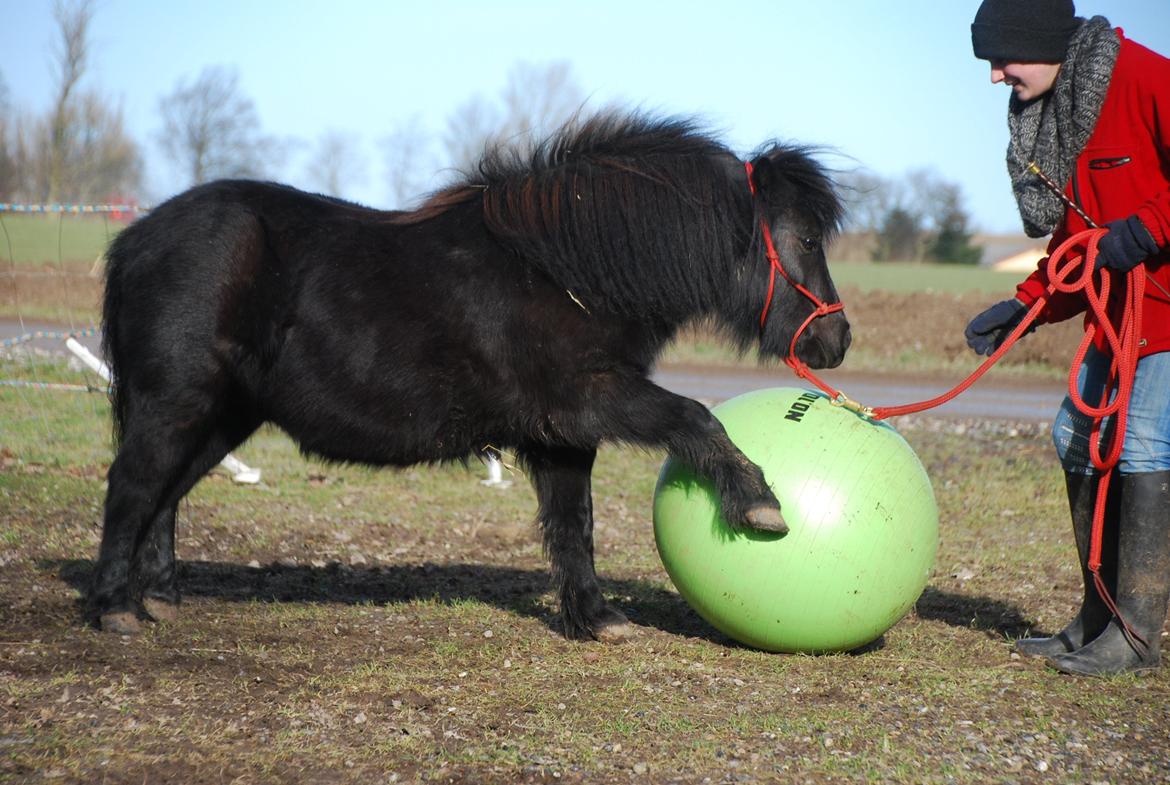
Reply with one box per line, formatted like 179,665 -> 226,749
399,112 -> 842,321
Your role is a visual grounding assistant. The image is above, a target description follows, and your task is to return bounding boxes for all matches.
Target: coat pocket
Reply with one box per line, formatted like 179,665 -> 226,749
1079,145 -> 1149,223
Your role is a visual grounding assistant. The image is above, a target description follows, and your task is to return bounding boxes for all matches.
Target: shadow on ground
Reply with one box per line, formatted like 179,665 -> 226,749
53,560 -> 1035,646
53,558 -> 727,642
916,586 -> 1036,639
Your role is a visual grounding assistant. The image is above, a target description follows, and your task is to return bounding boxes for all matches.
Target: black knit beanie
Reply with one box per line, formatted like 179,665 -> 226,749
971,0 -> 1081,62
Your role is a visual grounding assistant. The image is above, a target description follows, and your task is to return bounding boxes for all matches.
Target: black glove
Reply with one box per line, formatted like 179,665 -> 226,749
1095,214 -> 1160,272
965,298 -> 1030,356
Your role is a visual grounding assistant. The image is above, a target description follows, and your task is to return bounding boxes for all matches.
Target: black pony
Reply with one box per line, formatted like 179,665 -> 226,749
93,113 -> 849,640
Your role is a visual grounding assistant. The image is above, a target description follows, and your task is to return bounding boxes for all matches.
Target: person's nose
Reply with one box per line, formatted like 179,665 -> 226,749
989,61 -> 1006,84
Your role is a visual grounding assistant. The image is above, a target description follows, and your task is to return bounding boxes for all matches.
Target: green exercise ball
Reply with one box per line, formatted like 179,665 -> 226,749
653,387 -> 938,653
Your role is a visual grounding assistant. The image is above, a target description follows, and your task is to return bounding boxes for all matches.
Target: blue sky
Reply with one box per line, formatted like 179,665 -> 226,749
3,0 -> 1168,233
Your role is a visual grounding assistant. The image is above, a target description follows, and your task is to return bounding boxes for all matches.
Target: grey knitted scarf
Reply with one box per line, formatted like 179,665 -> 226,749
1006,16 -> 1119,237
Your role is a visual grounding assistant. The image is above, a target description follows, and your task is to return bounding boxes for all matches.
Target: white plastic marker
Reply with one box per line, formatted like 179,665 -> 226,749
480,451 -> 513,489
64,338 -> 262,484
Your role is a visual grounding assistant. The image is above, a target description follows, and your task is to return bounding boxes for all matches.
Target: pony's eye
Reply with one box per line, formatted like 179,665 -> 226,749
799,236 -> 820,253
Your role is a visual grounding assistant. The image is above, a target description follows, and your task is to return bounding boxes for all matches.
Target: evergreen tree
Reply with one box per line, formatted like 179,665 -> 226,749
871,206 -> 922,262
924,192 -> 983,265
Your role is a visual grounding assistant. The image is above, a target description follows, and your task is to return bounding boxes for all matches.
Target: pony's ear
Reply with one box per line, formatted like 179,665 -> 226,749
747,156 -> 788,202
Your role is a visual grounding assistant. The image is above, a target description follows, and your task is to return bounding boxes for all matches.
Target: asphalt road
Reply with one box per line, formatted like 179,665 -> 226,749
3,320 -> 1066,422
652,365 -> 1066,422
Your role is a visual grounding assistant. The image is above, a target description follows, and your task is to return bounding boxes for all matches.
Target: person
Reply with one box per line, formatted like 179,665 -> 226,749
965,0 -> 1170,676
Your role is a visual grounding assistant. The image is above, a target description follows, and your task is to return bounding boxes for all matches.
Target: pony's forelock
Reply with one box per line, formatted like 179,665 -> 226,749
751,142 -> 845,241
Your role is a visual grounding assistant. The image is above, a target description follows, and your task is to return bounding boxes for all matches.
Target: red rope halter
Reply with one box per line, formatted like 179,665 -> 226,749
744,162 -> 845,383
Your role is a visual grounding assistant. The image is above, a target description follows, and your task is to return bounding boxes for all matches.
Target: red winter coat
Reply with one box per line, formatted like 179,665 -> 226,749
1015,31 -> 1170,357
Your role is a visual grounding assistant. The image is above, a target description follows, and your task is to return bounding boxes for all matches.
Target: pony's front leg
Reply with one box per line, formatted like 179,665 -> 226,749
520,444 -> 637,641
596,377 -> 786,533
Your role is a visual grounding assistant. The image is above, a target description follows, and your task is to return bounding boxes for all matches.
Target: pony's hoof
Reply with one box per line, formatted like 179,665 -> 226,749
745,504 -> 788,534
143,598 -> 179,623
577,607 -> 637,643
595,615 -> 639,643
100,611 -> 141,635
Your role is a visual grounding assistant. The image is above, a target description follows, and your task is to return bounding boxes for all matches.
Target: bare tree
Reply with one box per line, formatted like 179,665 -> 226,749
157,66 -> 276,186
379,61 -> 586,208
443,94 -> 500,175
65,93 -> 142,201
442,60 -> 585,174
843,169 -> 924,262
16,0 -> 143,203
46,0 -> 92,202
303,130 -> 367,197
0,72 -> 14,198
0,110 -> 36,203
498,60 -> 584,142
837,169 -> 893,234
382,115 -> 435,209
902,168 -> 947,230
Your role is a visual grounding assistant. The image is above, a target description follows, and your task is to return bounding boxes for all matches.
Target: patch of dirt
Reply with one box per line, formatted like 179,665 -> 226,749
0,271 -> 101,321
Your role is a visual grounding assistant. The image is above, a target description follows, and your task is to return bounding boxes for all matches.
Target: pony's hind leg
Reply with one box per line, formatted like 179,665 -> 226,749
91,396 -> 244,633
133,414 -> 260,623
135,504 -> 181,622
521,445 -> 636,642
92,425 -> 192,633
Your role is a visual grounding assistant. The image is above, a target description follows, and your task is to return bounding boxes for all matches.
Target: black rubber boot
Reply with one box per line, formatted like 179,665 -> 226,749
1048,470 -> 1170,676
1015,471 -> 1118,658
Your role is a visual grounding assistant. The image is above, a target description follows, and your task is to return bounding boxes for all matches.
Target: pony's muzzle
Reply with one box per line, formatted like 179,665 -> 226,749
796,312 -> 851,369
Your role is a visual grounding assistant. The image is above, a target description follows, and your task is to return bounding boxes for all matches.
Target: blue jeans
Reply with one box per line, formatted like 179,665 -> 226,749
1054,348 -> 1170,475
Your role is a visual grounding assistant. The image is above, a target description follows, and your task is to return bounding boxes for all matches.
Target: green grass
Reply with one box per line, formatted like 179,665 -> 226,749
828,260 -> 1026,294
0,213 -> 122,270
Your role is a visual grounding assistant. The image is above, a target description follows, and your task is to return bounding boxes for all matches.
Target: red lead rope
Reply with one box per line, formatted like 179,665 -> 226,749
746,164 -> 1148,651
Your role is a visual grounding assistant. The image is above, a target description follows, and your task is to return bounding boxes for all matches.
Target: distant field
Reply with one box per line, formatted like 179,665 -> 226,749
0,213 -> 123,271
2,215 -> 1062,377
2,213 -> 1029,292
828,260 -> 1027,294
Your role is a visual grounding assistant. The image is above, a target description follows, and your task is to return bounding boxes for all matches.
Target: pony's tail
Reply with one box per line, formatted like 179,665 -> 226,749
100,234 -> 128,449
